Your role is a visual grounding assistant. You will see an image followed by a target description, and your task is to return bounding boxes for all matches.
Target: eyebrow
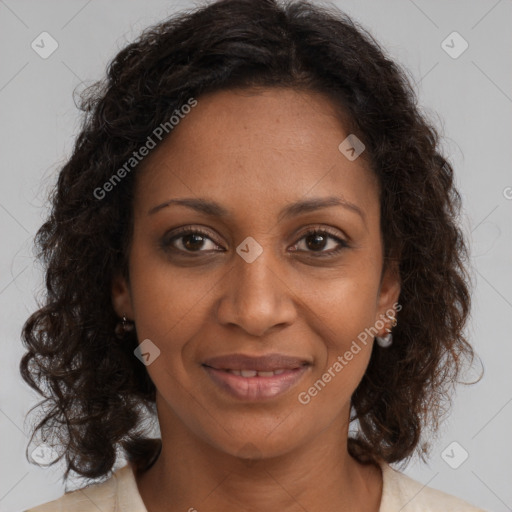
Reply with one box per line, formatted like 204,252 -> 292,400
148,196 -> 366,224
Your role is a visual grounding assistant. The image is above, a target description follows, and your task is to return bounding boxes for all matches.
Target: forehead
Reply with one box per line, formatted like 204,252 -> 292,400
134,87 -> 379,222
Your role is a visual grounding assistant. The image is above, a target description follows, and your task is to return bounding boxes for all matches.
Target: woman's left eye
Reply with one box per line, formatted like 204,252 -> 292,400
290,229 -> 349,256
161,227 -> 348,257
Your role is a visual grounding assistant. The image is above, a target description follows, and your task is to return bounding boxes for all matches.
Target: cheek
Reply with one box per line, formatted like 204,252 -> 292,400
295,279 -> 377,412
299,258 -> 380,380
126,239 -> 218,364
297,257 -> 382,338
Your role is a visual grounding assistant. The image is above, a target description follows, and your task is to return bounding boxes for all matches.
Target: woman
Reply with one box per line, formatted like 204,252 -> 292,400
20,0 -> 485,510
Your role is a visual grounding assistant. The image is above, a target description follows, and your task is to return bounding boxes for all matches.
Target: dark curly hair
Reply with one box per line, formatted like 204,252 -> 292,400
20,0 -> 476,484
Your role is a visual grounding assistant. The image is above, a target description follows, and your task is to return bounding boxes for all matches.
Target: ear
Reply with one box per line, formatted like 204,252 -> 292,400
375,259 -> 401,331
111,272 -> 135,320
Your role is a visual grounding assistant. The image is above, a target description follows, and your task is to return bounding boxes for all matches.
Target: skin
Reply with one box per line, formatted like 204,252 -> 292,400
112,87 -> 401,512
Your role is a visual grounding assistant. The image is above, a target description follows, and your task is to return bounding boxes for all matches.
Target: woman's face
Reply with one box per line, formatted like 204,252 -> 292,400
112,87 -> 400,460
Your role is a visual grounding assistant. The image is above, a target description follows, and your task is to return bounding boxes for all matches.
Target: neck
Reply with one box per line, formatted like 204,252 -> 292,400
134,399 -> 382,512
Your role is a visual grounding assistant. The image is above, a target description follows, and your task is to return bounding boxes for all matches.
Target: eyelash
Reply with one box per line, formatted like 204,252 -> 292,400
162,226 -> 349,258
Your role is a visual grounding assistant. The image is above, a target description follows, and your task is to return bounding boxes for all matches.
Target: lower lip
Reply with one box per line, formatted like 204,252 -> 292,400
202,365 -> 310,401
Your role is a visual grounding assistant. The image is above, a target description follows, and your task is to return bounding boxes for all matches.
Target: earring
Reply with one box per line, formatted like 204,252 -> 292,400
375,313 -> 397,348
375,332 -> 393,348
115,314 -> 135,339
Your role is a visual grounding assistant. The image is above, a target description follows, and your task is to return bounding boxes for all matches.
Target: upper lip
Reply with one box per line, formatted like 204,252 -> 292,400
202,353 -> 311,372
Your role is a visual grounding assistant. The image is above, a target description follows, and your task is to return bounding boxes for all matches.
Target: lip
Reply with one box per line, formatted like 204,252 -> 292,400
202,353 -> 311,401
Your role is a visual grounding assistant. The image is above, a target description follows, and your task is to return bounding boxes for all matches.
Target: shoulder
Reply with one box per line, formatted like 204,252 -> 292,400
24,463 -> 147,512
380,462 -> 487,512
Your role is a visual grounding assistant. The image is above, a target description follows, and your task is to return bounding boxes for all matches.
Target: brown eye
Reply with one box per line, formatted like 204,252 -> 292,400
181,232 -> 207,251
291,229 -> 349,257
162,227 -> 223,253
305,232 -> 329,251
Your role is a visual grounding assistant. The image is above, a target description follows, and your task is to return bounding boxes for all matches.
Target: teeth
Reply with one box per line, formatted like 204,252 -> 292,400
225,369 -> 291,377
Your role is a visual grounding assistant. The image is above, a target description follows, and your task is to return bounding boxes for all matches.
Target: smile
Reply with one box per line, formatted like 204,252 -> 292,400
201,353 -> 312,400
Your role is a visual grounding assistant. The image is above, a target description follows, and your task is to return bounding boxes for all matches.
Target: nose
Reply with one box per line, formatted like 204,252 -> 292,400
215,244 -> 297,337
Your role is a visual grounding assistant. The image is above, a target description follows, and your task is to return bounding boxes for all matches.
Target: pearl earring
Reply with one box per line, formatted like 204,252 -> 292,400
375,313 -> 397,348
375,332 -> 393,348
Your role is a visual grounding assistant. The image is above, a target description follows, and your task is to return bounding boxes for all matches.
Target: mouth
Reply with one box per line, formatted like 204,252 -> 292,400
202,353 -> 311,401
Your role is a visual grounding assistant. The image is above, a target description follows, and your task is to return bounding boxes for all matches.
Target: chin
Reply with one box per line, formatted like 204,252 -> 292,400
196,413 -> 310,462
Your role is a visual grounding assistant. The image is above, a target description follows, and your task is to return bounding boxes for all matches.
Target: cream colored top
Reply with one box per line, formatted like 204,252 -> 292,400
25,461 -> 487,511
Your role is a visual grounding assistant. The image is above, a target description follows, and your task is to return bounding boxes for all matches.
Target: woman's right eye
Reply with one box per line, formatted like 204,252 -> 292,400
161,228 -> 224,253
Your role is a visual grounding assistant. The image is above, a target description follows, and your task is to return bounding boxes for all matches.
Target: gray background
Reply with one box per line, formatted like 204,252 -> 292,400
1,0 -> 511,511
